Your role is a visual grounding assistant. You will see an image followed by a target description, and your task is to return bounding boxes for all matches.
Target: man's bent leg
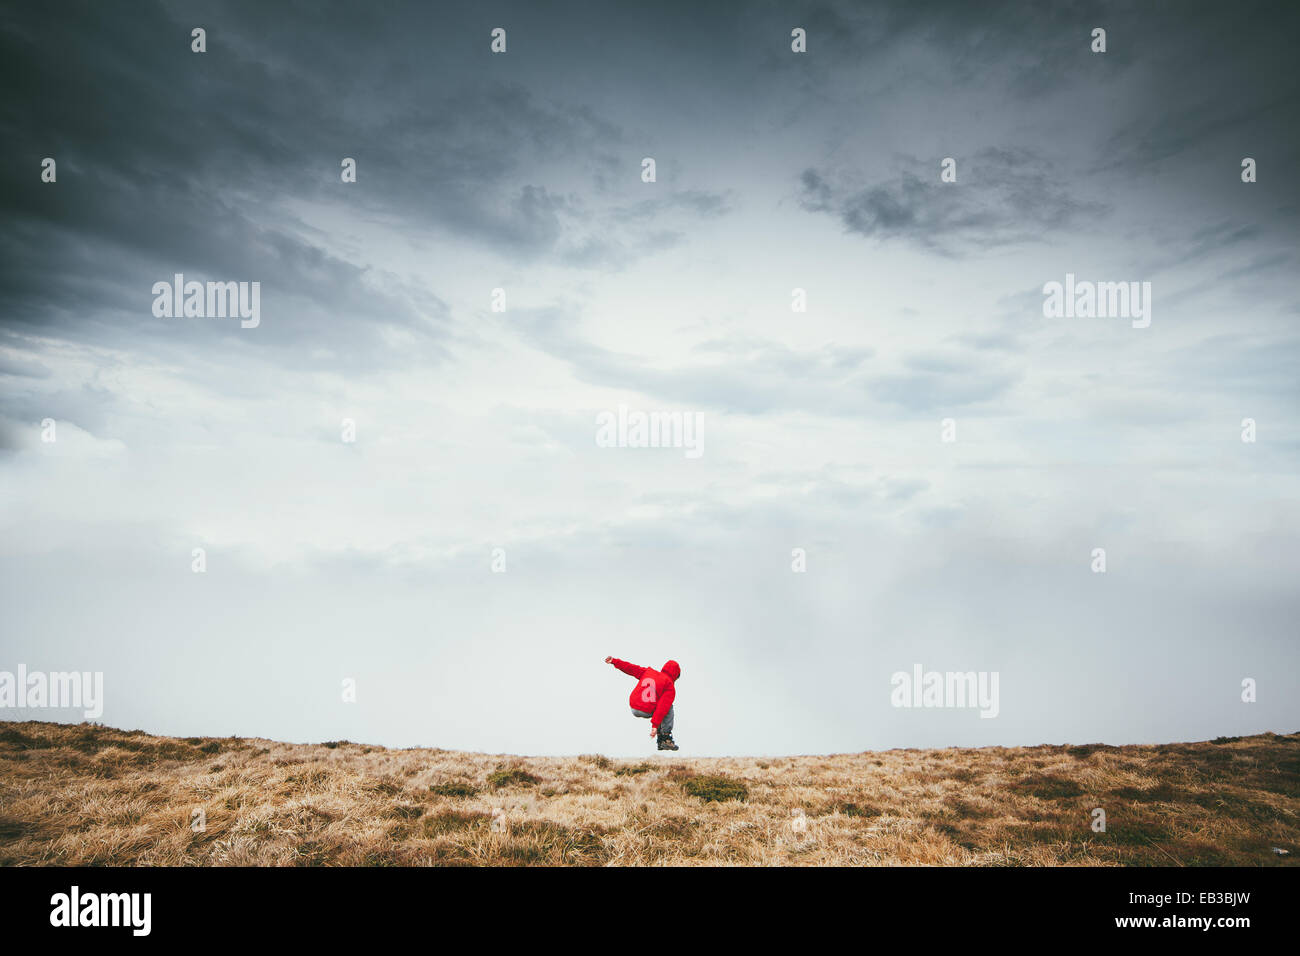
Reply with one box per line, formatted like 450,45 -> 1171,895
631,707 -> 673,736
659,707 -> 674,736
631,707 -> 676,738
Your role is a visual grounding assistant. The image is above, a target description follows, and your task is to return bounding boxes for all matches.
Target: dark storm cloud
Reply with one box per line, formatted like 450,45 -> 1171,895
760,0 -> 1137,96
800,148 -> 1106,255
0,1 -> 451,368
0,0 -> 727,368
0,0 -> 1295,379
6,0 -> 1292,368
766,0 -> 1288,105
1098,95 -> 1294,175
1088,0 -> 1300,179
782,1 -> 1299,255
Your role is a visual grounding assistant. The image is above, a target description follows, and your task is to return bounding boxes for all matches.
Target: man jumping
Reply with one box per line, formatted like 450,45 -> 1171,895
604,655 -> 681,751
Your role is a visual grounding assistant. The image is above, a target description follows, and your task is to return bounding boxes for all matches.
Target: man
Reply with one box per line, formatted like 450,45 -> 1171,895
604,655 -> 681,751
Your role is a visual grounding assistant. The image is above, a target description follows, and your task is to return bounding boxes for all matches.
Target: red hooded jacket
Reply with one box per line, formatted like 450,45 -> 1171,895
610,658 -> 680,730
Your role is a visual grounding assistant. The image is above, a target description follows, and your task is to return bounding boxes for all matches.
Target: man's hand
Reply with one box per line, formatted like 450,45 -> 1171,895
650,726 -> 659,738
604,656 -> 613,664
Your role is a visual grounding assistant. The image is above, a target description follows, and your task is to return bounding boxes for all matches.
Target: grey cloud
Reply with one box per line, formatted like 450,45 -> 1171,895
516,306 -> 1015,418
800,148 -> 1107,255
0,3 -> 460,370
760,1 -> 1137,97
0,1 -> 694,373
868,366 -> 1019,412
514,309 -> 878,416
0,352 -> 52,379
952,331 -> 1025,353
609,190 -> 733,223
553,190 -> 731,269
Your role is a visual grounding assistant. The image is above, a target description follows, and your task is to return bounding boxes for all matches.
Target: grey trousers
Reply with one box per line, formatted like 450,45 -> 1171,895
631,706 -> 674,735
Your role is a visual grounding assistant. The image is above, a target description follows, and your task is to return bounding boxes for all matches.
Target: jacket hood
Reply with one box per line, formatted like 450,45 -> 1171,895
662,660 -> 681,680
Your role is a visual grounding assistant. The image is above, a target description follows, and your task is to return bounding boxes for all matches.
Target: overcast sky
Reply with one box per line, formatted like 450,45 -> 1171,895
1,1 -> 1297,756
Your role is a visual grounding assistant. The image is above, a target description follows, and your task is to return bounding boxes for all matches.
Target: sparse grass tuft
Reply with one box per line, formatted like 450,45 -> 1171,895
422,810 -> 488,836
494,820 -> 611,865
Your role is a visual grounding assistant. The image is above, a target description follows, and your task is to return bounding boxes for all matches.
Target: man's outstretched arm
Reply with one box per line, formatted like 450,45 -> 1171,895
650,685 -> 675,731
604,656 -> 646,679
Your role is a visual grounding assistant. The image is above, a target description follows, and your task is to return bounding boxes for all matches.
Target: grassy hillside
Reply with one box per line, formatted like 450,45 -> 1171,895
1,721 -> 1296,866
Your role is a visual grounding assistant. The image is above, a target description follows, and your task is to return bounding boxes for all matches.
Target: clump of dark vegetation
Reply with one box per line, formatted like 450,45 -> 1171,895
385,803 -> 424,820
614,763 -> 655,777
681,774 -> 748,803
0,729 -> 45,750
1100,819 -> 1175,847
646,816 -> 696,841
836,801 -> 884,818
488,768 -> 541,789
1066,744 -> 1116,758
581,755 -> 612,770
421,810 -> 489,836
1110,783 -> 1182,803
429,782 -> 479,798
1012,775 -> 1084,800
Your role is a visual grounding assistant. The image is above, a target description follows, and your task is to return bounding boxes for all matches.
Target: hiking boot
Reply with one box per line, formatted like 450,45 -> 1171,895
657,733 -> 679,751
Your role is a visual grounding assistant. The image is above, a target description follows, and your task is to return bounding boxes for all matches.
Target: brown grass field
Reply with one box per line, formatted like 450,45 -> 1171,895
1,721 -> 1296,866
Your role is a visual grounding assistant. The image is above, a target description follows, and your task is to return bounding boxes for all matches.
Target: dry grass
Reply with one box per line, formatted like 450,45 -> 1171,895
0,721 -> 1296,866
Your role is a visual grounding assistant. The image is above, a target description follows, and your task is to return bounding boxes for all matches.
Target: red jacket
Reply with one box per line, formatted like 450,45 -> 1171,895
610,658 -> 680,729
